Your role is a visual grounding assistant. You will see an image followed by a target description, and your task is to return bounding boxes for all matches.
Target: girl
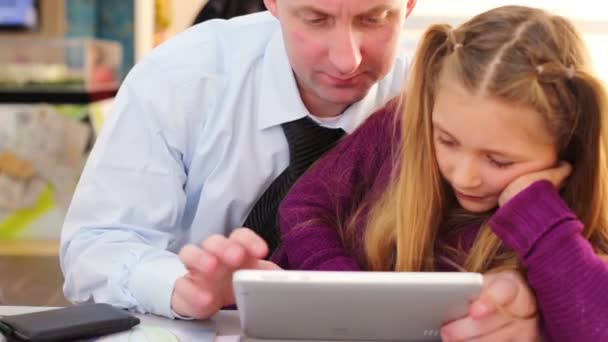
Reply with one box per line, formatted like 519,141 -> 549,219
270,5 -> 608,341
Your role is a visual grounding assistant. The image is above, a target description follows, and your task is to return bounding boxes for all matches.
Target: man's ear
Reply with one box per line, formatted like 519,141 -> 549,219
264,0 -> 279,17
406,0 -> 417,18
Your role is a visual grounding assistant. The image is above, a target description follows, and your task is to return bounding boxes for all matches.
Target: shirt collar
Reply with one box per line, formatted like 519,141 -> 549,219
257,31 -> 389,134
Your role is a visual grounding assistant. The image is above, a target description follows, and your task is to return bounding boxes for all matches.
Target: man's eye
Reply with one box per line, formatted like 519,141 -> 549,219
362,16 -> 383,25
304,16 -> 327,26
359,11 -> 390,26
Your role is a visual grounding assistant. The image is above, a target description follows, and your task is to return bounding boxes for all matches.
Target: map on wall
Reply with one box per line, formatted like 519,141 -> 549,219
0,104 -> 90,240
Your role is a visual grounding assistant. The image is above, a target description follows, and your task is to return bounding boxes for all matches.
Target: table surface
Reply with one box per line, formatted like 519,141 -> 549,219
0,306 -> 221,341
0,307 -> 371,342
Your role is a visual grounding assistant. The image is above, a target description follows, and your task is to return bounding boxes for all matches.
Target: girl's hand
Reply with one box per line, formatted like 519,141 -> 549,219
440,270 -> 539,341
498,162 -> 572,206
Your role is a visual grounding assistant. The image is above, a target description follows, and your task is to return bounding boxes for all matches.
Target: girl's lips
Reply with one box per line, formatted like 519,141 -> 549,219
455,191 -> 487,201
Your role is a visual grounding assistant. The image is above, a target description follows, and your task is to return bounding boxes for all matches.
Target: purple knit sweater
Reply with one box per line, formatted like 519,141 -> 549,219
272,105 -> 608,341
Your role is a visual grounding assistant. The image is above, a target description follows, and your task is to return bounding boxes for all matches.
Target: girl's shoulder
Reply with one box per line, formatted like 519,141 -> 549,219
351,97 -> 402,151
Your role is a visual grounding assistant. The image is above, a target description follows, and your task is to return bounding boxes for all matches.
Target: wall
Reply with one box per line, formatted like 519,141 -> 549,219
407,0 -> 608,83
65,0 -> 135,77
169,0 -> 208,36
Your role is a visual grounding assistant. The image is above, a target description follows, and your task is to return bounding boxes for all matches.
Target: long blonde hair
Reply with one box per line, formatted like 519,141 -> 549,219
361,5 -> 608,272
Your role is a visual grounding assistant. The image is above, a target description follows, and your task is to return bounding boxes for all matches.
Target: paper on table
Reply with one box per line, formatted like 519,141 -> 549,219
220,336 -> 385,342
217,336 -> 367,342
215,336 -> 242,342
95,314 -> 216,341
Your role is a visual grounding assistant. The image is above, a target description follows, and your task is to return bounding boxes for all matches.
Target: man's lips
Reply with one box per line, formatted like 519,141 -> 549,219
321,73 -> 363,85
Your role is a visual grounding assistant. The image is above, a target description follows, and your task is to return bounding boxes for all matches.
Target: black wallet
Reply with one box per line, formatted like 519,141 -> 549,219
0,303 -> 140,342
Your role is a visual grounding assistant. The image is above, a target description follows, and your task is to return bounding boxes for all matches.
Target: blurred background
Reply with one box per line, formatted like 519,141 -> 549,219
0,0 -> 605,307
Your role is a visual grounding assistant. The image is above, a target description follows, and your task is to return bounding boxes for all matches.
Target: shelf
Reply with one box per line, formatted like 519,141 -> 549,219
0,89 -> 117,104
0,240 -> 60,256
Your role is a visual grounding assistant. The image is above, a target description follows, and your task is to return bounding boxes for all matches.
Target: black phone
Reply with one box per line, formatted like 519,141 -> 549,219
0,303 -> 140,341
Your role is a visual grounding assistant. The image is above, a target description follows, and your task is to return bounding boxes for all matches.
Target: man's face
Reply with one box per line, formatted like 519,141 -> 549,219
265,0 -> 412,117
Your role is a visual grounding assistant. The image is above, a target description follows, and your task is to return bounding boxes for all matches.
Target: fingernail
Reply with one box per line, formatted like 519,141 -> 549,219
256,242 -> 268,255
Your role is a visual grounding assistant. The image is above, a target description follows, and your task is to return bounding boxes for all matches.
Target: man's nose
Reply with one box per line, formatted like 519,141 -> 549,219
328,27 -> 362,75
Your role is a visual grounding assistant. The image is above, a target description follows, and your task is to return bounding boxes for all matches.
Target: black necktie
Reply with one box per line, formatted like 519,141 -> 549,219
244,117 -> 346,254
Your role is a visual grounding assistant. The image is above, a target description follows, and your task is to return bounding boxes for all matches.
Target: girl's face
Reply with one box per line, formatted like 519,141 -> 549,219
432,75 -> 559,213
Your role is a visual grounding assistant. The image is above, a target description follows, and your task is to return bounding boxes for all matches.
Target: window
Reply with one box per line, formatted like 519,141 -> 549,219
0,0 -> 38,31
404,1 -> 608,84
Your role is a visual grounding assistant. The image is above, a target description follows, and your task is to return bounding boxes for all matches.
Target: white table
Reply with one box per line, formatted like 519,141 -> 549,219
0,306 -> 225,341
0,307 -> 343,342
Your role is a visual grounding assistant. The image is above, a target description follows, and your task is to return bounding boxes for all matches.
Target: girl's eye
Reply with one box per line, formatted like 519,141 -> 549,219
487,156 -> 513,169
437,135 -> 456,147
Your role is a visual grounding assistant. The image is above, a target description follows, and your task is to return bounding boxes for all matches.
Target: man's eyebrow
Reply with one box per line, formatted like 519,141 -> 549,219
293,4 -> 397,17
293,6 -> 330,16
358,5 -> 396,16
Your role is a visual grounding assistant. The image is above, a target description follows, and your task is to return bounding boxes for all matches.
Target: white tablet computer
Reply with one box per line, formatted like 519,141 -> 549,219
234,270 -> 483,341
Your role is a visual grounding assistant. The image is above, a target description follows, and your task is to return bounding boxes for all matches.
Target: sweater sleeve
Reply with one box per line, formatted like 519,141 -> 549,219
489,180 -> 608,341
271,104 -> 398,271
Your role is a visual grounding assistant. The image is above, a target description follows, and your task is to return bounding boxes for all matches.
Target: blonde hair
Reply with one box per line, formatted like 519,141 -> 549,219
360,5 -> 608,272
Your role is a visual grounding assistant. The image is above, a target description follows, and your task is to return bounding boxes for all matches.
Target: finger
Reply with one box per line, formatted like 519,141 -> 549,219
179,244 -> 206,273
551,161 -> 572,188
179,243 -> 223,276
211,228 -> 268,268
253,260 -> 283,270
441,314 -> 511,341
478,273 -> 519,315
464,317 -> 538,342
229,227 -> 269,259
472,272 -> 536,320
202,234 -> 248,268
470,275 -> 517,318
172,277 -> 217,319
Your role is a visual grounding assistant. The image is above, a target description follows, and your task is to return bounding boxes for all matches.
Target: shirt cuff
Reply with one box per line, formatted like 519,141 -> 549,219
171,309 -> 194,320
489,180 -> 580,258
128,253 -> 188,318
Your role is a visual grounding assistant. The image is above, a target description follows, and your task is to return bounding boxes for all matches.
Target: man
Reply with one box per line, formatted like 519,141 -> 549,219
61,0 -> 416,319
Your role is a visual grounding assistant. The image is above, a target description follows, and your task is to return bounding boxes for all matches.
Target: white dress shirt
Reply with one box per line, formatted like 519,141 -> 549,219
60,11 -> 409,318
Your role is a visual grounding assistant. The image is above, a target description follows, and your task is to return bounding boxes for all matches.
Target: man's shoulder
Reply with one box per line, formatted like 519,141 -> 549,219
130,11 -> 279,85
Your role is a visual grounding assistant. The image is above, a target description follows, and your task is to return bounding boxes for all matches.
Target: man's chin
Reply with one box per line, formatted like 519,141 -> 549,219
318,87 -> 371,106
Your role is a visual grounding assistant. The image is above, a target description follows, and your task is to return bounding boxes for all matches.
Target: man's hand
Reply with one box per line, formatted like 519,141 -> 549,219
440,270 -> 539,341
171,228 -> 281,319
